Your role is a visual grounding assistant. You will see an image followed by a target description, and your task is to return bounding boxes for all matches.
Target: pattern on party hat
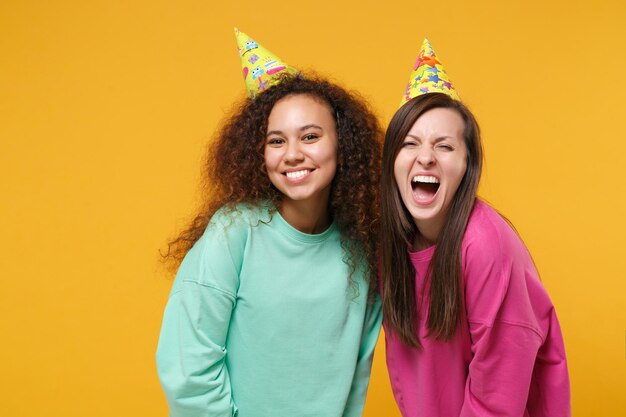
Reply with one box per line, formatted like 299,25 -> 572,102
234,28 -> 298,97
400,38 -> 460,107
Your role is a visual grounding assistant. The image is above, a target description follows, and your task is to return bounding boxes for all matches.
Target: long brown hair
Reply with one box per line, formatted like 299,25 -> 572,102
381,93 -> 483,347
163,74 -> 383,289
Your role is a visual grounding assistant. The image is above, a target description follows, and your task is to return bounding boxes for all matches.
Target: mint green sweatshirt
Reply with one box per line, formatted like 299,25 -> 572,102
156,204 -> 382,417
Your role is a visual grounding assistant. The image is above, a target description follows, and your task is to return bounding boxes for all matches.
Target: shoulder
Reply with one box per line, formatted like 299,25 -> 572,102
208,201 -> 273,232
462,200 -> 528,266
462,200 -> 544,331
196,201 -> 275,246
460,201 -> 510,315
174,202 -> 273,290
196,201 -> 277,253
461,203 -> 515,302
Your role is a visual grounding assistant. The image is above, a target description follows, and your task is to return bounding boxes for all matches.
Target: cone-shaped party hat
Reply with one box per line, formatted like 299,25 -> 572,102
234,28 -> 298,97
400,38 -> 460,107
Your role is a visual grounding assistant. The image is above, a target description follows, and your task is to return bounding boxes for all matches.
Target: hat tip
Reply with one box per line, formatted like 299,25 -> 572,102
397,36 -> 460,106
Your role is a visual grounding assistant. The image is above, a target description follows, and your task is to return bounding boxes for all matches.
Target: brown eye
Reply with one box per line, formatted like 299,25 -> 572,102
302,134 -> 319,142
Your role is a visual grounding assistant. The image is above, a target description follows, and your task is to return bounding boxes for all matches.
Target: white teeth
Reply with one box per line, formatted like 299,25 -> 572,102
286,169 -> 310,179
412,175 -> 439,184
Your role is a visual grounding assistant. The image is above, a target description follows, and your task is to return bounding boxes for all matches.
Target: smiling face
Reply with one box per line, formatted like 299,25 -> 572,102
264,94 -> 338,211
393,107 -> 467,242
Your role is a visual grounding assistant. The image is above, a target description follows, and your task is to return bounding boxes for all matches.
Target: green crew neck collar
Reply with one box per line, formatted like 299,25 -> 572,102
272,209 -> 338,244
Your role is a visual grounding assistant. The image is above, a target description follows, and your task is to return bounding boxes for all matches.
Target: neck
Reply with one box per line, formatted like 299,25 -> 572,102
413,219 -> 442,250
412,232 -> 436,251
279,196 -> 332,234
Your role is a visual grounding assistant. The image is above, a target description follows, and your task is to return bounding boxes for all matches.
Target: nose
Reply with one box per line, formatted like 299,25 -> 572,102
284,140 -> 304,164
416,148 -> 435,167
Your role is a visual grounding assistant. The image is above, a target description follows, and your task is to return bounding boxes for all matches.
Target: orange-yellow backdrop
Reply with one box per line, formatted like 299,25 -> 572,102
2,0 -> 625,415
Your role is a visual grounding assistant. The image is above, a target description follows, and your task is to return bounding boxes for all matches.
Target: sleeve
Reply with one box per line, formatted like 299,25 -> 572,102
526,307 -> 571,417
460,320 -> 543,416
461,287 -> 570,417
156,213 -> 247,417
342,294 -> 383,417
459,231 -> 545,417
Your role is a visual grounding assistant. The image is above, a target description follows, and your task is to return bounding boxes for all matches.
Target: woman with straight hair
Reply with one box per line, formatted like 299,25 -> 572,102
156,30 -> 383,417
380,39 -> 570,416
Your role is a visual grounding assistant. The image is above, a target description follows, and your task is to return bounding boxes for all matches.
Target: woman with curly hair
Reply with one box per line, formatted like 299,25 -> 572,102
156,72 -> 383,417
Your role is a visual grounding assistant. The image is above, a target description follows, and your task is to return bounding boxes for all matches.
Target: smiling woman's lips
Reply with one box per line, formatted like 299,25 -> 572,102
285,169 -> 311,180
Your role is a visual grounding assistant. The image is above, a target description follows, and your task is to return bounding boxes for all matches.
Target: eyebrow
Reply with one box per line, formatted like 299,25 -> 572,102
405,134 -> 456,142
266,124 -> 323,137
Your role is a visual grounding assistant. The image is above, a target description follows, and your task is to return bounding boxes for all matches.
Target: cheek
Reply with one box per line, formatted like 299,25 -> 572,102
322,146 -> 337,163
263,149 -> 278,170
329,150 -> 339,171
263,146 -> 269,164
448,161 -> 467,192
393,155 -> 408,187
319,144 -> 339,171
393,169 -> 402,190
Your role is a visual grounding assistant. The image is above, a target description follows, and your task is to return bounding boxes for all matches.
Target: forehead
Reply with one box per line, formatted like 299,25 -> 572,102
267,94 -> 334,127
408,107 -> 464,139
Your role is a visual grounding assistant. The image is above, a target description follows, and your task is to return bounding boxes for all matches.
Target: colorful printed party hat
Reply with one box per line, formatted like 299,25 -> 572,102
234,28 -> 298,97
400,38 -> 460,107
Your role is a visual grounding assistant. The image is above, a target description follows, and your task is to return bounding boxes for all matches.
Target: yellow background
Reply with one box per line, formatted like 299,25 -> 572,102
1,0 -> 625,415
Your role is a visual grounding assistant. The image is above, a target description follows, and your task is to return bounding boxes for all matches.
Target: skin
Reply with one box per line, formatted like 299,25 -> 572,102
394,107 -> 468,249
264,94 -> 338,234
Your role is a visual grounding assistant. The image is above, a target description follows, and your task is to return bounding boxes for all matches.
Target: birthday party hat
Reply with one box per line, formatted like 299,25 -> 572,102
400,38 -> 460,107
234,28 -> 298,97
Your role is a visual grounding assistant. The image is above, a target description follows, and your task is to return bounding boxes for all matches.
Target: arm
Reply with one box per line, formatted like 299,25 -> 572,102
460,253 -> 544,417
342,294 -> 383,417
157,281 -> 237,417
156,214 -> 246,417
460,319 -> 543,417
461,287 -> 570,417
459,214 -> 569,417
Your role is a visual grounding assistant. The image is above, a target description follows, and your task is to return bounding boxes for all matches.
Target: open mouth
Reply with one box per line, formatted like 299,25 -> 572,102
411,175 -> 439,201
285,169 -> 312,180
